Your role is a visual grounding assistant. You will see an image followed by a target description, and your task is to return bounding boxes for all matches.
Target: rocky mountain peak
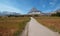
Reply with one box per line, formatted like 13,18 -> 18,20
29,7 -> 41,13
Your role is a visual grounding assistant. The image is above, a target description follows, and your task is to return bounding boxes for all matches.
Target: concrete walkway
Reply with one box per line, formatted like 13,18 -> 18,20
21,17 -> 60,36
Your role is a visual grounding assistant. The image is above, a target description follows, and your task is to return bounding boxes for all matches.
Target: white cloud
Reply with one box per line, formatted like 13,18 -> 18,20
42,5 -> 46,8
49,0 -> 57,6
0,3 -> 22,13
49,2 -> 54,5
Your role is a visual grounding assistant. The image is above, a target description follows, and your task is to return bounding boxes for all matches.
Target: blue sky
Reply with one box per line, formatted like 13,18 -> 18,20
0,0 -> 60,14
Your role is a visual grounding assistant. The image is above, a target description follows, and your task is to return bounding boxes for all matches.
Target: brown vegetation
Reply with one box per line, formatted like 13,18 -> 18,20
0,17 -> 30,36
35,16 -> 60,33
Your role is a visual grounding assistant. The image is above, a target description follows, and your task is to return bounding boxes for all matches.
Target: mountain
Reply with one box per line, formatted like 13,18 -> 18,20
44,9 -> 60,16
0,11 -> 20,16
28,8 -> 42,15
50,9 -> 60,14
56,9 -> 60,13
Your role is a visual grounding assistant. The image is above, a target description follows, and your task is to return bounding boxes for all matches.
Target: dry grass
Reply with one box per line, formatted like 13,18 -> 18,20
0,17 -> 30,36
35,16 -> 60,33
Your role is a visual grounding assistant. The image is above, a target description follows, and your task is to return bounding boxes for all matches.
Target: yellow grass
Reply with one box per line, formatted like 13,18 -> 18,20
35,16 -> 60,33
0,17 -> 30,36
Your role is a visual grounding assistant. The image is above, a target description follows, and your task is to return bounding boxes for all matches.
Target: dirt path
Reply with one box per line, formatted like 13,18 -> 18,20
21,17 -> 60,36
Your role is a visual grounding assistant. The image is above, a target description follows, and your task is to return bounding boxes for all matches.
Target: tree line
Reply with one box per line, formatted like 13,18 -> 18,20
51,11 -> 60,17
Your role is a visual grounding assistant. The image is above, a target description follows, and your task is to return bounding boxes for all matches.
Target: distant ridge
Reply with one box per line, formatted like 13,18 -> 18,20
0,11 -> 20,16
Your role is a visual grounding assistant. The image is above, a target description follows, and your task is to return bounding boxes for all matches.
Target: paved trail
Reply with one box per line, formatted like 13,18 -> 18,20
21,17 -> 60,36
